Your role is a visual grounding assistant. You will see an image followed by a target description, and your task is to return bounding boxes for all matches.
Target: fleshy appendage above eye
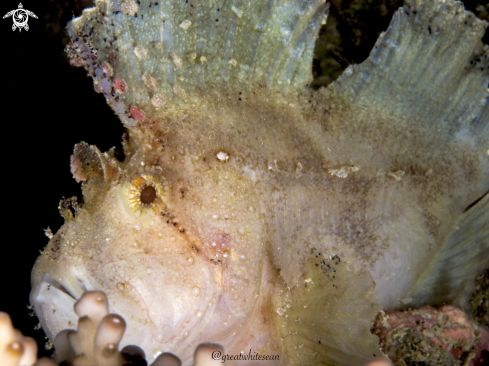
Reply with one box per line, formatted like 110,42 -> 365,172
126,167 -> 168,215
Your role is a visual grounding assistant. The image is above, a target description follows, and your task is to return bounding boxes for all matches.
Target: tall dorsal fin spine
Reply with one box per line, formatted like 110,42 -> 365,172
325,0 -> 489,310
67,0 -> 328,126
330,0 -> 489,138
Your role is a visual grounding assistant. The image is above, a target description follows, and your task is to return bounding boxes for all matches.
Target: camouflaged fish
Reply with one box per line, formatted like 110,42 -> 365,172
30,0 -> 489,365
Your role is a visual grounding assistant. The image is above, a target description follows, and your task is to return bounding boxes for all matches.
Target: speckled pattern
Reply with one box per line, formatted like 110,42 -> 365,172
28,0 -> 488,365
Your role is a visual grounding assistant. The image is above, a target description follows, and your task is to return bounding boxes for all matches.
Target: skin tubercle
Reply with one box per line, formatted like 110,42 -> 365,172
31,75 -> 487,362
32,105 -> 287,360
127,86 -> 486,295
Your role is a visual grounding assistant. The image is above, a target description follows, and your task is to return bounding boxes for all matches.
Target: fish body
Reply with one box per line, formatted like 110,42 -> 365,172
30,0 -> 489,365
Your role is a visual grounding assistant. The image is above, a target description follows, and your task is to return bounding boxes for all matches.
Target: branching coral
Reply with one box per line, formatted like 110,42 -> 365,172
2,290 -> 394,366
0,311 -> 56,366
2,291 -> 225,366
51,291 -> 227,366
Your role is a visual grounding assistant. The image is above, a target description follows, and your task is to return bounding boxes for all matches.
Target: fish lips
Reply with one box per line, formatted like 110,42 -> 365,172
29,247 -> 224,359
30,257 -> 93,341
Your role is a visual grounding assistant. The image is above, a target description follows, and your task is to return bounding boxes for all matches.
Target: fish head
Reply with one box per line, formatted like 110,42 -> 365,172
30,135 -> 281,360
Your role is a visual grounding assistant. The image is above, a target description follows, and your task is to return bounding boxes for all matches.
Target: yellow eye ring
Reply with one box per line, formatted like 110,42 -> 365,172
126,167 -> 167,214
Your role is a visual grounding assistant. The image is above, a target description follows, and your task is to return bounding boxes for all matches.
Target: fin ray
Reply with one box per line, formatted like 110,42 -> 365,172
67,0 -> 328,121
407,193 -> 489,307
331,0 -> 489,137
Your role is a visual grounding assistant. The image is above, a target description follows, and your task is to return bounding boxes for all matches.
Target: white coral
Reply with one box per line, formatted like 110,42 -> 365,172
0,311 -> 55,366
2,290 -> 391,365
2,291 -> 224,366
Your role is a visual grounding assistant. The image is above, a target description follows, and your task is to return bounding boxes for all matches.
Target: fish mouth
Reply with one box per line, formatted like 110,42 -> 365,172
29,273 -> 89,340
37,273 -> 81,300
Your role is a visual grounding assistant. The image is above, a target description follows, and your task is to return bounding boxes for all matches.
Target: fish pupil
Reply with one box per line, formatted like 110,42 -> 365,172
140,186 -> 156,204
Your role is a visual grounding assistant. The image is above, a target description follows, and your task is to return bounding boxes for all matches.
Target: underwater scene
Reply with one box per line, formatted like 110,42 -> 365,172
1,0 -> 488,365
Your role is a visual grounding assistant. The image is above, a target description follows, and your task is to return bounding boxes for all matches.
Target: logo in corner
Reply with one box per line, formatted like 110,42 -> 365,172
3,3 -> 37,31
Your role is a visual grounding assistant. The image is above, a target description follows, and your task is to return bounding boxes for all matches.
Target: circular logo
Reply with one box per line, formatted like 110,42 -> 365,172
12,9 -> 28,28
3,4 -> 37,32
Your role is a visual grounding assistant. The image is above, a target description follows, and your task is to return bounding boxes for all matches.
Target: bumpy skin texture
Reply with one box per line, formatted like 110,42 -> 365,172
30,0 -> 489,365
471,269 -> 489,328
372,305 -> 489,366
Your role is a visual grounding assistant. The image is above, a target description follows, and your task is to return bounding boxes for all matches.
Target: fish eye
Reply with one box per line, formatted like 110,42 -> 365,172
126,168 -> 167,213
140,186 -> 156,204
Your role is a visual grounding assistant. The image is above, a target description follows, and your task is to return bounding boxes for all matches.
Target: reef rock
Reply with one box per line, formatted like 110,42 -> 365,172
30,0 -> 488,365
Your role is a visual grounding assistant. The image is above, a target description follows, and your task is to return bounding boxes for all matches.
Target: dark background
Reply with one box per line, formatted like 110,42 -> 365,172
1,0 -> 123,358
1,0 -> 487,359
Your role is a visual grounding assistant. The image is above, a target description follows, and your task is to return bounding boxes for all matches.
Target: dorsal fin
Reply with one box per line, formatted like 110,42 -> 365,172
67,0 -> 328,126
329,0 -> 489,139
326,0 -> 489,310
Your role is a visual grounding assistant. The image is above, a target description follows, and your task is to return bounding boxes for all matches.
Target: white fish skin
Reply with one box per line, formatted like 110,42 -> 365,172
30,0 -> 488,365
